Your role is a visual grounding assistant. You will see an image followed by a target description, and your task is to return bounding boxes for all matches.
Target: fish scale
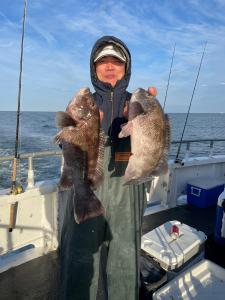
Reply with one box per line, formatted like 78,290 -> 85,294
54,87 -> 105,223
119,88 -> 171,184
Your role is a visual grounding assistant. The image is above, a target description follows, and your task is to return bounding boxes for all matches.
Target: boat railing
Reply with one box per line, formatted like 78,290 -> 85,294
0,150 -> 62,189
171,138 -> 225,160
0,139 -> 225,189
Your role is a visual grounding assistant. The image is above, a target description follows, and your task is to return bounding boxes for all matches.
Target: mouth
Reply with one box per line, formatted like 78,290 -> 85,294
105,74 -> 116,79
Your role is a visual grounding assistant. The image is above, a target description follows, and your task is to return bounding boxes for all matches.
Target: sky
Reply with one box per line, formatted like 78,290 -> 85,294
0,0 -> 225,112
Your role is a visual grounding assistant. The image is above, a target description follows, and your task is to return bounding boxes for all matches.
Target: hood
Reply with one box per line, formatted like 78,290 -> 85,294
90,35 -> 131,94
90,36 -> 132,137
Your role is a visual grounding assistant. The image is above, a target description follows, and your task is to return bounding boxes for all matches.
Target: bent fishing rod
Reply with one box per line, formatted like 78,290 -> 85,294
11,0 -> 27,194
175,41 -> 207,163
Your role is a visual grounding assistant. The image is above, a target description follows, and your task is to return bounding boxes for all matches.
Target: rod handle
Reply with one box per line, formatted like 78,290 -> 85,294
9,202 -> 18,232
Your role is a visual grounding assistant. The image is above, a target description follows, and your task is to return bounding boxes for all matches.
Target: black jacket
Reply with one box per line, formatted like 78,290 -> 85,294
90,36 -> 132,138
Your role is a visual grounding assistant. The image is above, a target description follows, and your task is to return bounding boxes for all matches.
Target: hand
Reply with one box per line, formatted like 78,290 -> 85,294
147,86 -> 157,97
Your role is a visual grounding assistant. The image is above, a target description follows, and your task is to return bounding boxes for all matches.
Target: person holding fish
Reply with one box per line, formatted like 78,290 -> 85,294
58,35 -> 169,300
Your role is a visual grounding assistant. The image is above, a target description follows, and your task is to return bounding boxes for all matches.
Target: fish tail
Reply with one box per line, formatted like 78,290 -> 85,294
73,187 -> 105,224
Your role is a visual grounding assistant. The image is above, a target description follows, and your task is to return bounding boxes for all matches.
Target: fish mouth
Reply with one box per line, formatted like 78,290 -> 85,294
77,87 -> 90,96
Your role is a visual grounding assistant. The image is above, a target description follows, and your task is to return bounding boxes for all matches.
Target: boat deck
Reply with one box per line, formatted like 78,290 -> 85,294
0,204 -> 224,300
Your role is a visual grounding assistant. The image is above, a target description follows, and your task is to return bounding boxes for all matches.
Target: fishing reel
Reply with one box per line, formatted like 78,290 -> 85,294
10,182 -> 24,195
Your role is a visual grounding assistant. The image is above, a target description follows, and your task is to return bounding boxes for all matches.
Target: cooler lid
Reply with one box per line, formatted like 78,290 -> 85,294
141,221 -> 207,270
187,177 -> 225,189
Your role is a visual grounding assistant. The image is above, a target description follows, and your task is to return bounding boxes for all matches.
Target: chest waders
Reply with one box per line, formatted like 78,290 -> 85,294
59,136 -> 147,300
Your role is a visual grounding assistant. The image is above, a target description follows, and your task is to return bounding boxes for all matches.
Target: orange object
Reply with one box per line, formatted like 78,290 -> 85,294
99,110 -> 104,124
148,86 -> 157,97
115,152 -> 132,162
123,101 -> 129,119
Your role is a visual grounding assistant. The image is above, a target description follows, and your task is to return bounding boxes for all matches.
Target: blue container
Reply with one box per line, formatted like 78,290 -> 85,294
187,178 -> 225,208
214,188 -> 225,245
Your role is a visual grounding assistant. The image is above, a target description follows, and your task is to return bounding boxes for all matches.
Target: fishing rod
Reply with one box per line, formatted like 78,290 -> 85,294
163,43 -> 176,111
175,41 -> 207,163
11,0 -> 27,195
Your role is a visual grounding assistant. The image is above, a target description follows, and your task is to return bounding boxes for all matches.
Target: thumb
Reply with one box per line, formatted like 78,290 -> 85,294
147,86 -> 157,97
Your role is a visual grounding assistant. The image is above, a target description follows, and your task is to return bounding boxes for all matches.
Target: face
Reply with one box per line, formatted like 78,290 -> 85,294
95,56 -> 126,87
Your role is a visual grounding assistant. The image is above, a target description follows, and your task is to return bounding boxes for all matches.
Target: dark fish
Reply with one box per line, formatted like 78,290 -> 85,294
118,88 -> 170,184
54,88 -> 105,223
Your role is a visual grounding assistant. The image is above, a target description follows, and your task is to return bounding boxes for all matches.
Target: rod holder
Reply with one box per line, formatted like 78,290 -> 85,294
209,141 -> 214,157
184,142 -> 190,160
60,156 -> 64,174
27,156 -> 34,188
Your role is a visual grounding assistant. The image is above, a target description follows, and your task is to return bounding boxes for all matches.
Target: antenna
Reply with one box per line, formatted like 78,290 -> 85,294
163,43 -> 176,111
175,41 -> 207,163
11,0 -> 27,194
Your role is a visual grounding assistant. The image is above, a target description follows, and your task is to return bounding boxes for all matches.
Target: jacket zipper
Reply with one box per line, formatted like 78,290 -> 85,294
109,91 -> 114,137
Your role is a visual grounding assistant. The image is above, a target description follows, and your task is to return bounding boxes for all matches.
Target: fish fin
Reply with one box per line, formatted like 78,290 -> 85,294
53,130 -> 64,144
53,127 -> 86,150
164,114 -> 171,152
55,112 -> 76,128
118,121 -> 133,138
73,186 -> 105,224
128,101 -> 144,120
59,166 -> 75,189
124,176 -> 153,185
89,129 -> 105,188
151,114 -> 171,177
151,158 -> 168,176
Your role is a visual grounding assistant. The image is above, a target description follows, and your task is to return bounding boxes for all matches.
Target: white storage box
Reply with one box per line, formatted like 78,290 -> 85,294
141,221 -> 207,271
152,259 -> 225,300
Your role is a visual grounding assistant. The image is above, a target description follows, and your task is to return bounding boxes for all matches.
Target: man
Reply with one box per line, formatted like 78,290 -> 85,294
60,36 -> 156,300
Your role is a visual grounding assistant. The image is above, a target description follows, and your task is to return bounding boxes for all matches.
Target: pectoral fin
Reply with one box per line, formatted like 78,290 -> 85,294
118,121 -> 133,138
53,127 -> 87,150
55,112 -> 76,128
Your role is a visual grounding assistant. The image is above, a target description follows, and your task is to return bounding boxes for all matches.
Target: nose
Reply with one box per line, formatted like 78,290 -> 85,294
105,62 -> 114,70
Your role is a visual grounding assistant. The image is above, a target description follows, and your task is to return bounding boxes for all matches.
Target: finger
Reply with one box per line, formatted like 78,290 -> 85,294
147,86 -> 157,97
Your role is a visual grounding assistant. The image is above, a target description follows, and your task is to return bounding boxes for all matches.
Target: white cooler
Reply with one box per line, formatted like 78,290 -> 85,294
141,221 -> 207,276
152,259 -> 225,300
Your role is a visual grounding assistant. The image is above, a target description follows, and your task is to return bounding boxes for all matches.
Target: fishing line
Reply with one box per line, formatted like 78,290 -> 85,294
11,0 -> 27,193
175,41 -> 207,163
163,43 -> 176,111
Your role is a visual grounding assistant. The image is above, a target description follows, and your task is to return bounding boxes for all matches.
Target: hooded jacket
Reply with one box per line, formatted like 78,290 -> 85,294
90,36 -> 131,138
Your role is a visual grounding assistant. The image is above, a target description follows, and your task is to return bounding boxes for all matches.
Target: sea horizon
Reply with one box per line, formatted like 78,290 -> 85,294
1,111 -> 225,189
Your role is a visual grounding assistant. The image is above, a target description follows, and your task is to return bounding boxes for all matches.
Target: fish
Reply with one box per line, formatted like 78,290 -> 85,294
118,88 -> 170,184
54,87 -> 105,223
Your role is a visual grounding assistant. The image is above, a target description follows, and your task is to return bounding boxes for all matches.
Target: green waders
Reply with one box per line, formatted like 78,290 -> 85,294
60,137 -> 147,300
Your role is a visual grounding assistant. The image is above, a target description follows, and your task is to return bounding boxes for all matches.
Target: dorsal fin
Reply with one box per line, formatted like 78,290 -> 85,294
151,114 -> 171,177
164,114 -> 171,153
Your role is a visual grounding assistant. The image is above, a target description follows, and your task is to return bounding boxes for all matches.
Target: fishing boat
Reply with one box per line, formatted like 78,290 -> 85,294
1,2 -> 225,300
1,139 -> 225,299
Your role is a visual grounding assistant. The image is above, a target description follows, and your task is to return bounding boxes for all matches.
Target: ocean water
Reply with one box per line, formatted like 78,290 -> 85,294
0,112 -> 225,189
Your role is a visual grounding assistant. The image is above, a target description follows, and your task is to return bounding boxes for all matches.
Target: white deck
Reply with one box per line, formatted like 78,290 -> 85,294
0,155 -> 225,273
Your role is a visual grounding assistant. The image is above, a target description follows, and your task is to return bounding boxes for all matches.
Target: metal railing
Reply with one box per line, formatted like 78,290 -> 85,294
0,139 -> 225,189
171,138 -> 225,160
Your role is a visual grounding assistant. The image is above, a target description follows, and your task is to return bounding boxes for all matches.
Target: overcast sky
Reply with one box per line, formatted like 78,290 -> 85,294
1,0 -> 225,112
